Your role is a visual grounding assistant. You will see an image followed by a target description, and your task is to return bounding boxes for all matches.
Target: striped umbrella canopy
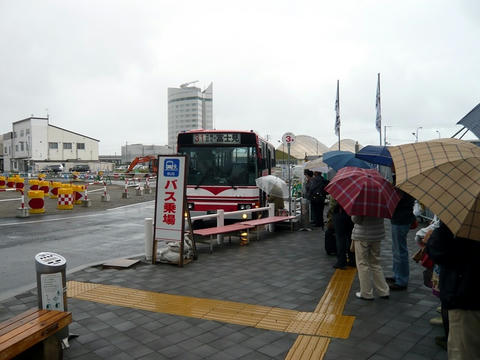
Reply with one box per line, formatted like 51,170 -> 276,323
325,167 -> 401,218
389,138 -> 480,241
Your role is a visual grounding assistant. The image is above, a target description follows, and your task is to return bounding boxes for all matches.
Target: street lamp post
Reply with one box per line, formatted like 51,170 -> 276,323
436,130 -> 441,139
384,125 -> 392,146
412,127 -> 422,143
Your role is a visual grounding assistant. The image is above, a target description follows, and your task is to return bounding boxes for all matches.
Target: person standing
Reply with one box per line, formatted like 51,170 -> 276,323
387,189 -> 415,290
332,201 -> 355,269
426,221 -> 480,359
351,215 -> 390,300
308,172 -> 327,229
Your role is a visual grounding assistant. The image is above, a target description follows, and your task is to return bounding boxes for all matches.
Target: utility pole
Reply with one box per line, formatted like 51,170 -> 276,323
384,125 -> 392,146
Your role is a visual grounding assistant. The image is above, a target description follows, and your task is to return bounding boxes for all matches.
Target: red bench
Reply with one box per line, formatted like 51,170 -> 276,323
242,215 -> 297,240
193,223 -> 255,253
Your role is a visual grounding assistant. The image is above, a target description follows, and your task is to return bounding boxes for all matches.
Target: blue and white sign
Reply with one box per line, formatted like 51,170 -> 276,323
164,159 -> 180,177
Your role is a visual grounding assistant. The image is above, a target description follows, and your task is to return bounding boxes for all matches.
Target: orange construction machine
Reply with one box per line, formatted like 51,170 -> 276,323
126,156 -> 158,173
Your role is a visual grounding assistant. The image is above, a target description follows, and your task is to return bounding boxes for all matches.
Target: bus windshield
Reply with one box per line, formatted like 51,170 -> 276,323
180,146 -> 258,186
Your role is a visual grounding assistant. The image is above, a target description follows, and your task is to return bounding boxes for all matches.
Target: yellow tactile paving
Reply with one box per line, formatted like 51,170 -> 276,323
285,335 -> 330,360
285,268 -> 357,359
67,277 -> 355,339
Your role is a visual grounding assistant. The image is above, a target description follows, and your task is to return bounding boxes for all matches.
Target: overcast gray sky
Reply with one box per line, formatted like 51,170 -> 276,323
1,0 -> 479,154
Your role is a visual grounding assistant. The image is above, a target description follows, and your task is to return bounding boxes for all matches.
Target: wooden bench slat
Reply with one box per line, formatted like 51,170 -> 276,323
0,310 -> 66,344
193,223 -> 254,236
0,310 -> 71,360
242,216 -> 296,226
0,308 -> 40,334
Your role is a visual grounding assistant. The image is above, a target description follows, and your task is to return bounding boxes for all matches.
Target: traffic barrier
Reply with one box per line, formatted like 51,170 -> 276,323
37,173 -> 46,181
83,184 -> 91,207
101,181 -> 110,202
57,187 -> 74,210
7,177 -> 15,188
15,177 -> 25,192
16,189 -> 29,218
0,176 -> 5,189
144,176 -> 152,194
28,190 -> 45,214
49,182 -> 62,199
29,179 -> 40,190
122,179 -> 129,198
39,180 -> 49,195
72,185 -> 84,205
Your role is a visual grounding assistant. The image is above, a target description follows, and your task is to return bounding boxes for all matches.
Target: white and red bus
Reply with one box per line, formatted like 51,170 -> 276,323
177,129 -> 276,220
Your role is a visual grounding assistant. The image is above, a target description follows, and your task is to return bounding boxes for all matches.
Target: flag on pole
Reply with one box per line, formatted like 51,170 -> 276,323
335,80 -> 340,136
376,73 -> 381,133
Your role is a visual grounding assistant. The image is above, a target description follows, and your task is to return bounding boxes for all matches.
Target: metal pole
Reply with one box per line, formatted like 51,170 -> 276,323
287,143 -> 291,215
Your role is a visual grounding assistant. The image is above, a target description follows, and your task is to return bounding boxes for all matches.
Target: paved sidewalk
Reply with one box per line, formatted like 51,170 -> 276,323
0,223 -> 447,360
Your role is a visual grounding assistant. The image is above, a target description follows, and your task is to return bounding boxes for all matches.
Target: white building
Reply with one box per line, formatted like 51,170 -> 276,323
168,82 -> 213,150
3,116 -> 99,172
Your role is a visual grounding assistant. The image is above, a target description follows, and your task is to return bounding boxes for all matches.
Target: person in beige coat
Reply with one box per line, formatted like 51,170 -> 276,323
351,215 -> 390,300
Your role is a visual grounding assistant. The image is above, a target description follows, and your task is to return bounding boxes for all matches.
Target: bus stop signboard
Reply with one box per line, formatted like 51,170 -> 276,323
153,155 -> 187,266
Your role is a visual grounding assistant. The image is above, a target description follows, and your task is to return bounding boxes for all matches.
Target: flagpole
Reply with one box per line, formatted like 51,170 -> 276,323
335,80 -> 341,150
376,73 -> 382,145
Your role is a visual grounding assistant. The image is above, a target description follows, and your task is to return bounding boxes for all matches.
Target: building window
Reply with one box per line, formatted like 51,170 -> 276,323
20,142 -> 24,151
77,143 -> 85,150
63,142 -> 72,150
14,132 -> 17,138
20,130 -> 24,137
15,145 -> 19,151
26,128 -> 30,135
4,146 -> 7,154
49,142 -> 58,149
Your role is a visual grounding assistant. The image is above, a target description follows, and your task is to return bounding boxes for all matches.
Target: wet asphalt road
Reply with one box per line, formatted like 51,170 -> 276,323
0,200 -> 156,300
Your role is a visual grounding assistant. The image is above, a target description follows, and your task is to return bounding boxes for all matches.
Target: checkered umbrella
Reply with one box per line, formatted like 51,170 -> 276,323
388,138 -> 480,241
325,167 -> 401,218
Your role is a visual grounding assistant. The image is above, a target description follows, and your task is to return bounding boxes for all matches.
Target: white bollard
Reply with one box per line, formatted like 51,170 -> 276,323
216,209 -> 224,245
144,218 -> 153,261
101,181 -> 110,202
83,184 -> 91,207
268,203 -> 275,232
122,179 -> 129,198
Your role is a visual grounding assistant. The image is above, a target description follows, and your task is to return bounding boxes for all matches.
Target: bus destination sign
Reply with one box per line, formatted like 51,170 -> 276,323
193,133 -> 241,144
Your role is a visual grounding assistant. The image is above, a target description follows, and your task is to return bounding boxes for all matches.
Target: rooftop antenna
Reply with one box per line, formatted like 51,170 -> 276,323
180,80 -> 199,88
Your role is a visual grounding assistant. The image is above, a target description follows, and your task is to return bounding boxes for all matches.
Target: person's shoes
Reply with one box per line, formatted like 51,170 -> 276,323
435,336 -> 447,351
355,292 -> 374,301
389,283 -> 407,291
379,295 -> 389,299
429,317 -> 443,326
333,263 -> 347,270
385,276 -> 395,284
436,306 -> 442,314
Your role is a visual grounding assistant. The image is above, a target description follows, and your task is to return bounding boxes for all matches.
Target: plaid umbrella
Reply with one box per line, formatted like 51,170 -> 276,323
388,138 -> 480,241
325,167 -> 401,218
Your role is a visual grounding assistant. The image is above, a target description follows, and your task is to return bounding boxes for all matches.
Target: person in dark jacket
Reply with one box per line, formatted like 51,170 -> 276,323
308,172 -> 327,228
332,200 -> 354,269
387,189 -> 415,290
426,221 -> 480,359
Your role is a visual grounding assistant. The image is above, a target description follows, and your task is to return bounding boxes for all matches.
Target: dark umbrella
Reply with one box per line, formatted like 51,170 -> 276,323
355,145 -> 393,167
322,150 -> 371,171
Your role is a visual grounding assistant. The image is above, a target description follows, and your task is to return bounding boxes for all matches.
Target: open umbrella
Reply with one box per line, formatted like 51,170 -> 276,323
304,158 -> 329,173
322,150 -> 371,171
355,145 -> 393,167
325,166 -> 401,218
255,175 -> 289,199
388,138 -> 480,240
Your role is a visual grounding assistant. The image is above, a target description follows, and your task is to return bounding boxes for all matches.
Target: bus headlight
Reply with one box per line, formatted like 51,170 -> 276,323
242,213 -> 248,220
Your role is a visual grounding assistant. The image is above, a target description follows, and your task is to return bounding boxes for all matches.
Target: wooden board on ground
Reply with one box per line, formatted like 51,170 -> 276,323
102,258 -> 140,269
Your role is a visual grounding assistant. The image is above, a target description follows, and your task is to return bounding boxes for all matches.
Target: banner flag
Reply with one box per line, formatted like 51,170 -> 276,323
335,80 -> 340,136
376,73 -> 381,133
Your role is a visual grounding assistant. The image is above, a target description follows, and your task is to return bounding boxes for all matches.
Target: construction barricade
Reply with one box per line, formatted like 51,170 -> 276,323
29,179 -> 39,190
7,177 -> 15,188
15,177 -> 25,192
28,190 -> 45,214
0,176 -> 5,189
39,180 -> 49,195
72,185 -> 85,205
49,182 -> 62,199
57,187 -> 74,210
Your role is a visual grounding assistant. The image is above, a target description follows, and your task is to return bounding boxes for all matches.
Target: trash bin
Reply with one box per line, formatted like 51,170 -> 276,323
35,252 -> 68,338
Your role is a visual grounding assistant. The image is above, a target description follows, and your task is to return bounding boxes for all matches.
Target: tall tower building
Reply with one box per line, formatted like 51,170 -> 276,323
168,82 -> 213,150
